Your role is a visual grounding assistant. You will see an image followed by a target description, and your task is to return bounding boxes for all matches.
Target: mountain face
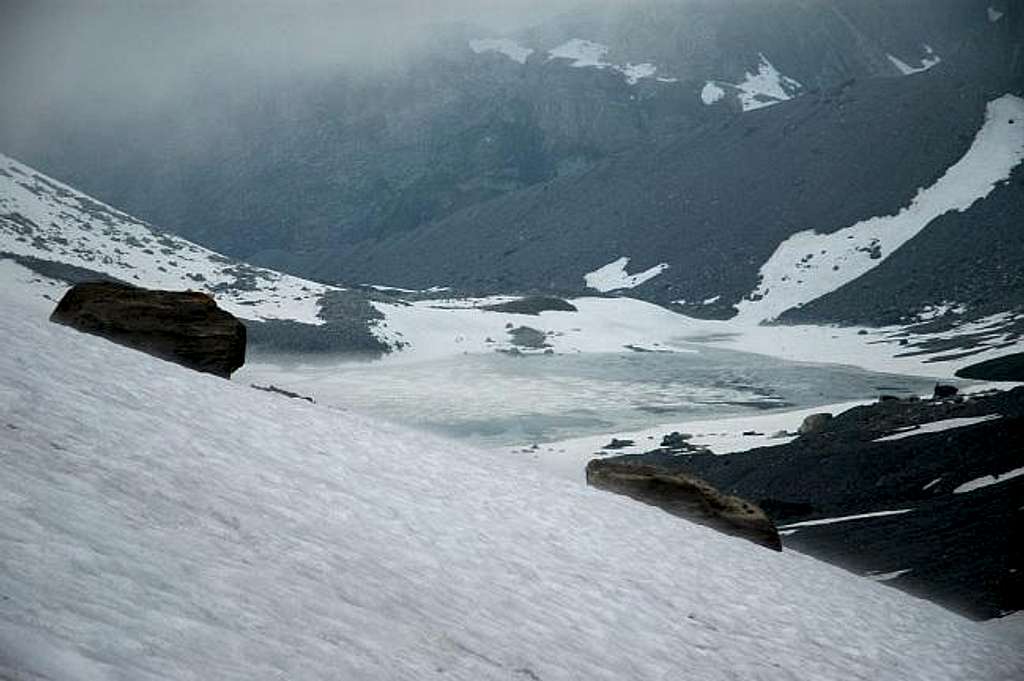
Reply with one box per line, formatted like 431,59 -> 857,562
1,1 -> 1008,293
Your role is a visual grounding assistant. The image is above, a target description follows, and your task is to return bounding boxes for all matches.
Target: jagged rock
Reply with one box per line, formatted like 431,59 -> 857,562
50,281 -> 246,378
585,460 -> 782,551
798,413 -> 833,435
603,438 -> 635,450
933,384 -> 959,399
660,431 -> 693,448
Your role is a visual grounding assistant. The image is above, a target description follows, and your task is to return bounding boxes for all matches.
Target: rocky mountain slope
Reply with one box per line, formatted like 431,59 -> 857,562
1,0 -> 1010,293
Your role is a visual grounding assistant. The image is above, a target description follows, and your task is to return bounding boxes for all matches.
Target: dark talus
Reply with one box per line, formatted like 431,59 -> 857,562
585,459 -> 782,551
599,387 -> 1024,619
50,282 -> 246,378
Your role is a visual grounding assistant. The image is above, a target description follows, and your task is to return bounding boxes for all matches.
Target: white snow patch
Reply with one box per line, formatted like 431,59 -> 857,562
778,508 -> 914,530
547,39 -> 663,85
867,569 -> 912,582
873,414 -> 1003,442
922,477 -> 943,491
954,465 -> 1024,494
469,38 -> 534,64
736,94 -> 1024,322
584,256 -> 669,292
915,301 -> 968,321
3,291 -> 1020,679
988,6 -> 1004,22
619,62 -> 657,85
702,295 -> 721,305
700,81 -> 726,105
0,153 -> 336,325
888,45 -> 942,76
735,53 -> 802,111
548,38 -> 610,67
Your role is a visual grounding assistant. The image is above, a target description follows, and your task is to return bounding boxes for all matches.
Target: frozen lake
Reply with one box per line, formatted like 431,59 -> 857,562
238,346 -> 948,448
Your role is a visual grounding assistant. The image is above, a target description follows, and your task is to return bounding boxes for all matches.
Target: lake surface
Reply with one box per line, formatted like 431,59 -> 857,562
239,346 -> 949,448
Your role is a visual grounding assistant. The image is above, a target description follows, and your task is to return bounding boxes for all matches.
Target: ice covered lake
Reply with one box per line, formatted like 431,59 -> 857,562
239,345 -> 947,448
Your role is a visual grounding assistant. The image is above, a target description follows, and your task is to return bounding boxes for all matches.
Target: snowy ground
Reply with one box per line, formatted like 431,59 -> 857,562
1,290 -> 1021,680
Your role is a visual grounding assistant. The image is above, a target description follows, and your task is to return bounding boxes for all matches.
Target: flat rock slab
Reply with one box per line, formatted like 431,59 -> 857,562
50,282 -> 246,378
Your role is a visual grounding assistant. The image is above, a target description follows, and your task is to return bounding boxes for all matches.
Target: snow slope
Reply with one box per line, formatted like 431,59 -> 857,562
469,38 -> 534,64
1,292 -> 1021,680
0,153 -> 338,325
736,95 -> 1024,322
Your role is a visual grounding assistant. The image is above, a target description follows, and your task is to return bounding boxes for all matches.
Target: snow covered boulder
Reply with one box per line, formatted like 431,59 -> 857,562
585,460 -> 782,550
50,281 -> 246,378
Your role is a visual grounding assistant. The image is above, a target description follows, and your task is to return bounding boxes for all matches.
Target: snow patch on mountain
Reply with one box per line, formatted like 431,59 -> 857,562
547,39 -> 664,85
988,6 -> 1004,22
0,153 -> 337,325
735,94 -> 1024,322
700,54 -> 801,111
584,257 -> 669,292
888,45 -> 942,76
5,290 -> 1020,679
873,414 -> 1003,442
700,81 -> 726,105
954,464 -> 1024,494
469,38 -> 534,64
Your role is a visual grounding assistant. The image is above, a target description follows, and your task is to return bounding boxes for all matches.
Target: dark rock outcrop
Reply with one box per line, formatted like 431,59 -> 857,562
585,459 -> 782,551
798,412 -> 832,435
955,353 -> 1024,382
481,296 -> 578,315
50,282 -> 246,378
933,384 -> 959,399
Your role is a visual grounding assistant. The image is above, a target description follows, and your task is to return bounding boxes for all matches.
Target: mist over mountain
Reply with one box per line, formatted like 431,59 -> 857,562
3,0 -> 1018,329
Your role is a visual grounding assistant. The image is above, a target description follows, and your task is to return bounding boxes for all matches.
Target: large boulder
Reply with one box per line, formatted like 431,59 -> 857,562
585,459 -> 782,551
50,282 -> 246,378
797,412 -> 833,435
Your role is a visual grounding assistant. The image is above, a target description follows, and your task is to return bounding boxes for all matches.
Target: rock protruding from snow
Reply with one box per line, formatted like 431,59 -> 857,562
735,94 -> 1024,322
797,412 -> 833,435
50,282 -> 246,378
586,460 -> 782,551
584,257 -> 668,292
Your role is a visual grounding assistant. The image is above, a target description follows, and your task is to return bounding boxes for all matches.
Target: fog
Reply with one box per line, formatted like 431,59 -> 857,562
0,0 -> 626,151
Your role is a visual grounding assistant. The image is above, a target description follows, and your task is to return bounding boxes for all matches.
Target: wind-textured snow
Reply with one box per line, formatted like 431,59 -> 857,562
736,94 -> 1024,322
1,292 -> 1021,681
954,465 -> 1024,495
888,45 -> 942,76
873,414 -> 1003,442
546,39 -> 663,85
0,153 -> 336,325
583,256 -> 669,292
469,38 -> 534,64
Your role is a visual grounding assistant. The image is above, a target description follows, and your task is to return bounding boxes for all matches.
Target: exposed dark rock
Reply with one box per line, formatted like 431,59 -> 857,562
481,296 -> 577,315
603,438 -> 635,450
585,459 -> 782,551
955,353 -> 1024,382
508,326 -> 549,348
605,387 -> 1024,619
660,431 -> 692,448
251,384 -> 315,403
933,384 -> 959,399
50,281 -> 246,378
797,412 -> 832,435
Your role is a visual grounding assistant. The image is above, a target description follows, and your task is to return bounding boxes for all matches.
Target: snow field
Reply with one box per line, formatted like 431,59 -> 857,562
1,292 -> 1022,680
